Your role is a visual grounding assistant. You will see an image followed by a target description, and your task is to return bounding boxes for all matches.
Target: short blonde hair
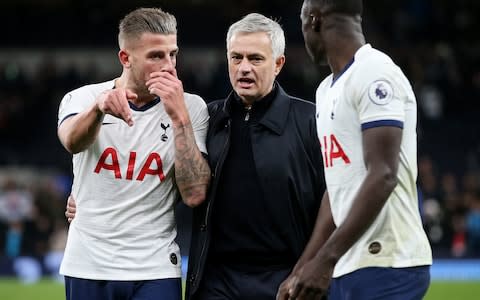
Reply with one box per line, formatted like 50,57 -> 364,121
118,7 -> 177,48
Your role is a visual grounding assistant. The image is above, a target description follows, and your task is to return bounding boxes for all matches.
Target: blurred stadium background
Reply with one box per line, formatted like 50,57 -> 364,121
0,0 -> 479,299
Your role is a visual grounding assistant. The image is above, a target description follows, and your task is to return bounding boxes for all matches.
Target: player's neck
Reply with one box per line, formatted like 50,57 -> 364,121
328,36 -> 364,77
114,77 -> 156,107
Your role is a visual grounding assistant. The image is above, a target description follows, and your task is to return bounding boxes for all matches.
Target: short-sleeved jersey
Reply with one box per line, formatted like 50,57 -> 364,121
315,44 -> 432,278
57,80 -> 209,280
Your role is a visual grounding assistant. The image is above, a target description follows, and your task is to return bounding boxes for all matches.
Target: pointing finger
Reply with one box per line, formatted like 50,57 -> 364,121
118,91 -> 133,126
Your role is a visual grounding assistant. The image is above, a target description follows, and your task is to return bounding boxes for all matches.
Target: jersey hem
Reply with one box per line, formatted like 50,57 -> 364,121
59,269 -> 182,281
333,258 -> 433,278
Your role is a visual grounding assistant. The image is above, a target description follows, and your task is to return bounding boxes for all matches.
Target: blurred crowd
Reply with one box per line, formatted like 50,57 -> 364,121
1,0 -> 480,281
0,169 -> 69,282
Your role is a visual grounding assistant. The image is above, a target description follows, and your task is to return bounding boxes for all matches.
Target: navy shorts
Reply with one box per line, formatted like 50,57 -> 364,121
329,266 -> 430,300
64,276 -> 181,300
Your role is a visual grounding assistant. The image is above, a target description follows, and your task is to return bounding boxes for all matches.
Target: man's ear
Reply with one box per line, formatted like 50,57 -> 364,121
274,55 -> 286,76
118,49 -> 130,68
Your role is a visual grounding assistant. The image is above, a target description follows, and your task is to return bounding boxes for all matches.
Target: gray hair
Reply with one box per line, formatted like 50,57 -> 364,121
118,7 -> 177,48
226,13 -> 285,59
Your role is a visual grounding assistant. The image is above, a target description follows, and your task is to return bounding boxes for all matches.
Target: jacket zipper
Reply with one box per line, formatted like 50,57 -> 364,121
244,105 -> 252,121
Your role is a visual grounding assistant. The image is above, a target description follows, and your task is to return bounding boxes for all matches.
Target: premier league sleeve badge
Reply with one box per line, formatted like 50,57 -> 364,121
368,80 -> 394,105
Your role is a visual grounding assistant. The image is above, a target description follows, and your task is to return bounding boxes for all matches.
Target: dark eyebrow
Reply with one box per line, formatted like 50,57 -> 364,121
247,53 -> 264,58
148,50 -> 166,57
148,48 -> 179,56
230,51 -> 264,59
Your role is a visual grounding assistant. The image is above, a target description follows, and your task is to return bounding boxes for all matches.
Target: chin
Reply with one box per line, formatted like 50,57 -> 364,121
316,56 -> 329,66
237,92 -> 253,99
235,87 -> 253,95
306,45 -> 327,66
236,91 -> 256,101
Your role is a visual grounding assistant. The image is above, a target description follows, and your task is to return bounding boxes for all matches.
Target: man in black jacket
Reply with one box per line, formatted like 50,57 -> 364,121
186,13 -> 325,300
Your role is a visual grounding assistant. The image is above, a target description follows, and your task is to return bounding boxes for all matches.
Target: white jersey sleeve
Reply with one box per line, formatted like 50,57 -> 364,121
184,92 -> 209,155
348,53 -> 411,128
57,80 -> 114,127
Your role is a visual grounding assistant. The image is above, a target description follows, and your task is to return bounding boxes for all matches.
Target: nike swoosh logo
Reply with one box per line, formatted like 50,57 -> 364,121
102,122 -> 116,125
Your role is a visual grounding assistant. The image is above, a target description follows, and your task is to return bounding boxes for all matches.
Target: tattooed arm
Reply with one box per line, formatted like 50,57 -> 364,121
147,70 -> 210,207
173,121 -> 210,207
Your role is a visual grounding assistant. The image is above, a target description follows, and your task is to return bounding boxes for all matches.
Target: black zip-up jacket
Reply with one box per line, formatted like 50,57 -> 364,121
186,84 -> 325,299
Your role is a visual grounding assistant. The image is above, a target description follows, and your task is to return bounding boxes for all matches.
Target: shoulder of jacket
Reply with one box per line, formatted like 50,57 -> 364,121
288,96 -> 316,113
207,99 -> 226,115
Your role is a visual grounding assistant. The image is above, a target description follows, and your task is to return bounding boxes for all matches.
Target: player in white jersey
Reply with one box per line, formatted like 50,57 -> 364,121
57,8 -> 210,300
277,1 -> 432,299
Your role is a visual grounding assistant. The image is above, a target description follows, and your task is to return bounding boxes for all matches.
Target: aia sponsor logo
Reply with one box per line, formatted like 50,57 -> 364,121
94,147 -> 165,181
320,134 -> 351,168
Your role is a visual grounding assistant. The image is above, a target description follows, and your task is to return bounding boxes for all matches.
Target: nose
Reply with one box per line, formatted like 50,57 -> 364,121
238,58 -> 252,74
160,56 -> 175,73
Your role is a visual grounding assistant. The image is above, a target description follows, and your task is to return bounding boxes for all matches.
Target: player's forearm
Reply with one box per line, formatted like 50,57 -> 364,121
173,121 -> 211,208
58,103 -> 104,154
319,170 -> 397,265
293,191 -> 335,273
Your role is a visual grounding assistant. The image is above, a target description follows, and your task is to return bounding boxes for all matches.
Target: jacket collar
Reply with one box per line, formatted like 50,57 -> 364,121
220,82 -> 291,135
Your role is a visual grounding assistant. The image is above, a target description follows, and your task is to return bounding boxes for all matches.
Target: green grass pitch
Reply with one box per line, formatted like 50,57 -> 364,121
0,278 -> 478,300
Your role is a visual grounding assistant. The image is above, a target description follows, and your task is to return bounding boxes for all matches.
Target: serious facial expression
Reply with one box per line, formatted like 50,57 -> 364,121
124,33 -> 178,96
227,31 -> 284,104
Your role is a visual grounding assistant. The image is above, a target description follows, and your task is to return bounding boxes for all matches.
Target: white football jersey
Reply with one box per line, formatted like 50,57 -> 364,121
57,80 -> 208,280
315,44 -> 432,278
